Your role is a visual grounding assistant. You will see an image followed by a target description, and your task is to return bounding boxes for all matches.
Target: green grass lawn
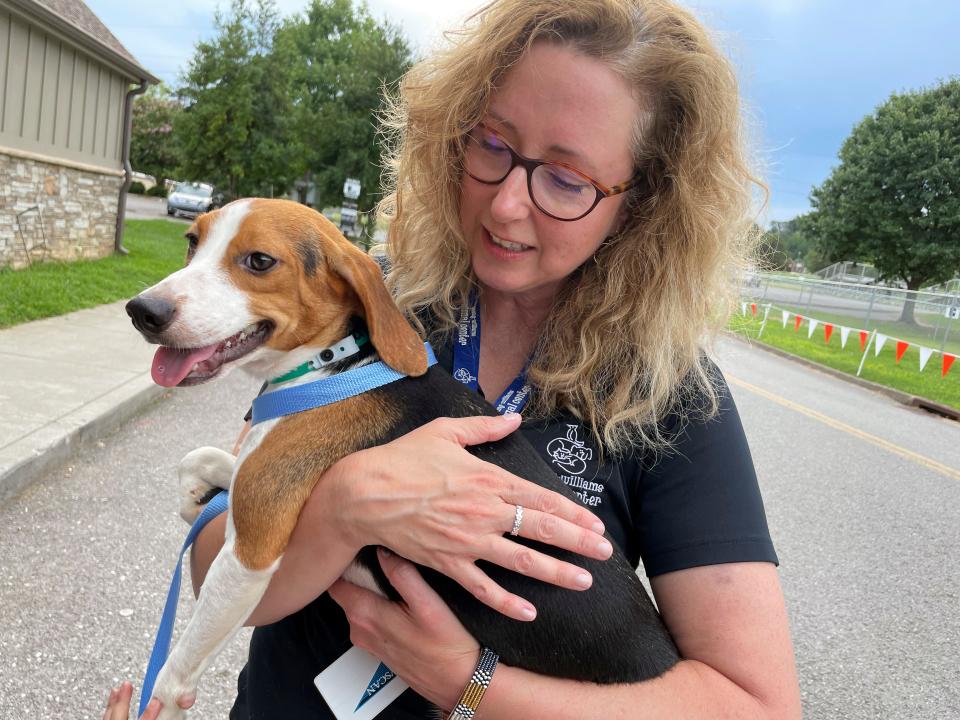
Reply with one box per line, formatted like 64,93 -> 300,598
730,311 -> 960,410
0,220 -> 187,329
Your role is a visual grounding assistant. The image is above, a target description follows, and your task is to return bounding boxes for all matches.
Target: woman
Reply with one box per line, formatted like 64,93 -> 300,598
115,0 -> 801,717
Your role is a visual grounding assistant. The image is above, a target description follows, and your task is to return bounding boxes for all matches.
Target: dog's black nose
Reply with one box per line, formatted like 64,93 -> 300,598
126,295 -> 177,335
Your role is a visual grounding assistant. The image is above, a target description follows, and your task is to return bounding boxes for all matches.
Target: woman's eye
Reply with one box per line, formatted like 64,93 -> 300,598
244,252 -> 277,273
480,132 -> 508,153
547,169 -> 588,194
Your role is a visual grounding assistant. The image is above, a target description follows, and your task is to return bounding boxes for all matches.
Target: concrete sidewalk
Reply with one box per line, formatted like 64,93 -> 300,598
0,300 -> 164,503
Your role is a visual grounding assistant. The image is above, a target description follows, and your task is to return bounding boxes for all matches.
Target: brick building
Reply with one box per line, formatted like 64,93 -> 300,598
0,0 -> 157,268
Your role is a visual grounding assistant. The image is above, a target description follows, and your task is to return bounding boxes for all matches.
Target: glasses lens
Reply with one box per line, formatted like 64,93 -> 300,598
463,128 -> 512,182
531,164 -> 595,220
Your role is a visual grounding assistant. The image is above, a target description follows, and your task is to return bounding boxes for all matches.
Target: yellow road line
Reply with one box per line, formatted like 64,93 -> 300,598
727,375 -> 960,482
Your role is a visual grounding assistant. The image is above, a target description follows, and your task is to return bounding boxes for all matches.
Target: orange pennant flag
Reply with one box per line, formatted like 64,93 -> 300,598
944,354 -> 957,378
824,323 -> 834,344
859,330 -> 869,352
750,302 -> 757,317
794,315 -> 803,332
895,340 -> 909,363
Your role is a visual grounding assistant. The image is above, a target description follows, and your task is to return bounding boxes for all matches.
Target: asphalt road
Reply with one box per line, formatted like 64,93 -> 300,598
1,339 -> 958,719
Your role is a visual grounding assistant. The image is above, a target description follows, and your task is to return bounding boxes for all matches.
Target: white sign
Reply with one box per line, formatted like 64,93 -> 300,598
343,178 -> 361,200
945,306 -> 960,320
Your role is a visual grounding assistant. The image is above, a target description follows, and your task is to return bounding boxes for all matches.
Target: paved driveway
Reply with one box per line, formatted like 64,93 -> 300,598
124,194 -> 189,223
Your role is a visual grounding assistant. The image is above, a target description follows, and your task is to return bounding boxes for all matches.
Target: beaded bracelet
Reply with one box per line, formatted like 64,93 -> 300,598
446,647 -> 499,719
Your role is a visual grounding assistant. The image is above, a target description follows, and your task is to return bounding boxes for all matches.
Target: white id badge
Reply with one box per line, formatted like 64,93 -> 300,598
314,646 -> 410,720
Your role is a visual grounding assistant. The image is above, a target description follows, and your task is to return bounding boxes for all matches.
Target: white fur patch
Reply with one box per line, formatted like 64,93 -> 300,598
149,200 -> 255,348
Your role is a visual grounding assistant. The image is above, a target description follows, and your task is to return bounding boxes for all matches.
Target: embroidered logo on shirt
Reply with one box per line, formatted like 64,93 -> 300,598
547,424 -> 593,476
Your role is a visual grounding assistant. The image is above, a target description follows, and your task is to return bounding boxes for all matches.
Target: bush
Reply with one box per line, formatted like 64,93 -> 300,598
146,184 -> 168,198
128,181 -> 146,194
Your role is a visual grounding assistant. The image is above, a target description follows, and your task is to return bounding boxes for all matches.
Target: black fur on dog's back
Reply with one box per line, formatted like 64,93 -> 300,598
355,366 -> 680,684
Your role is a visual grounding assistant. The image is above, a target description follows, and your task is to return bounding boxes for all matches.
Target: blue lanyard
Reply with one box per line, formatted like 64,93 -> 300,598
452,296 -> 532,414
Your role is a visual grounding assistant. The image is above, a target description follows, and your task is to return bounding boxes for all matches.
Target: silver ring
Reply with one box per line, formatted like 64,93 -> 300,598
510,505 -> 524,536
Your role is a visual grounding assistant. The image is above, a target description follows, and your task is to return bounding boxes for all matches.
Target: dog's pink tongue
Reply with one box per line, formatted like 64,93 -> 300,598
152,345 -> 219,387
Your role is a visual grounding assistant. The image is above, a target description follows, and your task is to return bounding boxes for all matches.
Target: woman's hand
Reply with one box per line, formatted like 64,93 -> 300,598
325,413 -> 614,621
102,682 -> 162,720
328,548 -> 480,711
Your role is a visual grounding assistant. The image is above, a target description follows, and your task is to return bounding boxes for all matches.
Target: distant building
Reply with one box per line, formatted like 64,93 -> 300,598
0,0 -> 157,268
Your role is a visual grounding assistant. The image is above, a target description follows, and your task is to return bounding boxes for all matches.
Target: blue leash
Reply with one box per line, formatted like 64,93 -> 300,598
138,342 -> 437,715
138,490 -> 229,717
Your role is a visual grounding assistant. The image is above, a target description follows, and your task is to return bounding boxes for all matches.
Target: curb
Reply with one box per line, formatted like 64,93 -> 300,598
725,332 -> 960,422
0,376 -> 167,504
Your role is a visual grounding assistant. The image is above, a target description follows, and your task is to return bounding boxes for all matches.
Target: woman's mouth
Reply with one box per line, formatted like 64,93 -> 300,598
485,229 -> 532,255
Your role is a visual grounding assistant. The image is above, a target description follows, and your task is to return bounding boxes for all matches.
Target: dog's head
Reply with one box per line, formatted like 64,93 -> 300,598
126,198 -> 426,387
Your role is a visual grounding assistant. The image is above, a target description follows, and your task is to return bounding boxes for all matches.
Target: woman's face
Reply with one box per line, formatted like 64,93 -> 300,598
459,41 -> 640,304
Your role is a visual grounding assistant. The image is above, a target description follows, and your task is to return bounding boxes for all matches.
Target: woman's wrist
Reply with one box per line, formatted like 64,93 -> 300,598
445,647 -> 500,719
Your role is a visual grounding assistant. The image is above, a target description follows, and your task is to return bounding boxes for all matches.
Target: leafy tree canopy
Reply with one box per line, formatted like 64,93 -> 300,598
803,78 -> 960,294
175,0 -> 301,198
281,0 -> 413,214
172,0 -> 412,215
131,84 -> 182,190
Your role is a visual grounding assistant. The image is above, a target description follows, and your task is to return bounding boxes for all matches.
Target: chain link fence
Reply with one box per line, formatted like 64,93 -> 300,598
741,274 -> 960,362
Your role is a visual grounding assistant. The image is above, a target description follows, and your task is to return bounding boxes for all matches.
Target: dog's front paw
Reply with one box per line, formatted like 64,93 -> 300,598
155,700 -> 190,720
152,668 -> 197,720
177,447 -> 235,524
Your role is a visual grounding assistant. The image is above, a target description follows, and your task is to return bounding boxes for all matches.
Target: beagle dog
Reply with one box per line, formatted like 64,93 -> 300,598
126,198 -> 678,719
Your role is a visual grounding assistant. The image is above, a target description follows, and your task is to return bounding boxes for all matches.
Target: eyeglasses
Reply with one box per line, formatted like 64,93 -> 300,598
462,124 -> 637,222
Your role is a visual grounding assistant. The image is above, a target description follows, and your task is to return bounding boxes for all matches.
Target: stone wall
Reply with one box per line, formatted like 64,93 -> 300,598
0,151 -> 122,269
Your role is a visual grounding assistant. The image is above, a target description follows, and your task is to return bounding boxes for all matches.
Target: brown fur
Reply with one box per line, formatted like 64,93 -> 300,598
186,199 -> 428,374
232,392 -> 401,570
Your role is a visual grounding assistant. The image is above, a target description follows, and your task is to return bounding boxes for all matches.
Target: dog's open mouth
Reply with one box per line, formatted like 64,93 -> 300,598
151,321 -> 274,387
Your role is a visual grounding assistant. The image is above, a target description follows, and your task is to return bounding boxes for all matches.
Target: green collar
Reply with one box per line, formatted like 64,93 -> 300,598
269,331 -> 369,385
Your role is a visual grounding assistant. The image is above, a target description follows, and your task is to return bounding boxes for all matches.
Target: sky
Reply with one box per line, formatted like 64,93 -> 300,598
84,0 -> 960,224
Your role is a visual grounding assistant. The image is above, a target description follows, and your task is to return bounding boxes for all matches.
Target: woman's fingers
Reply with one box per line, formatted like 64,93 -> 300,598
496,475 -> 606,535
502,505 -> 613,560
376,548 -> 444,617
437,413 -> 522,448
449,560 -> 539,621
488,536 -> 602,590
101,682 -> 163,720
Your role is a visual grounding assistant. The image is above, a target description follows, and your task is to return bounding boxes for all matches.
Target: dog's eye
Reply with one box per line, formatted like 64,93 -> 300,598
185,233 -> 199,255
244,252 -> 277,273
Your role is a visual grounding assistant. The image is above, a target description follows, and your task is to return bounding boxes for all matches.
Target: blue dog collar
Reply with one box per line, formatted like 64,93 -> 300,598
251,342 -> 437,425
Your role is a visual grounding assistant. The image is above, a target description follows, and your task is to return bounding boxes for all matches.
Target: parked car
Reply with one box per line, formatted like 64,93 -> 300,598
166,182 -> 224,217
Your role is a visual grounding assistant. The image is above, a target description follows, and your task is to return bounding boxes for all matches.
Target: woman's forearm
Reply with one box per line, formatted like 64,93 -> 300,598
477,659 -> 783,720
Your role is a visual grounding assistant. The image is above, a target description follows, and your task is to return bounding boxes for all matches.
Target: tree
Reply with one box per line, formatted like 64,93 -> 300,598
175,0 -> 301,198
281,0 -> 413,219
804,78 -> 960,323
131,84 -> 182,191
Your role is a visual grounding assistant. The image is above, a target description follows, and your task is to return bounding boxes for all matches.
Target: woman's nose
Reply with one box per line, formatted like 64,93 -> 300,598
489,166 -> 533,222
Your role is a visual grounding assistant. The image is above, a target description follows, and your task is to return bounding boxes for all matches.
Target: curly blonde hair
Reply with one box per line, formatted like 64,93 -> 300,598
377,0 -> 762,453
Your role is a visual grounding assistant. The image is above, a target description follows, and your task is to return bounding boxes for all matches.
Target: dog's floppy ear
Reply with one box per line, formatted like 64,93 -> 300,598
333,249 -> 428,377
